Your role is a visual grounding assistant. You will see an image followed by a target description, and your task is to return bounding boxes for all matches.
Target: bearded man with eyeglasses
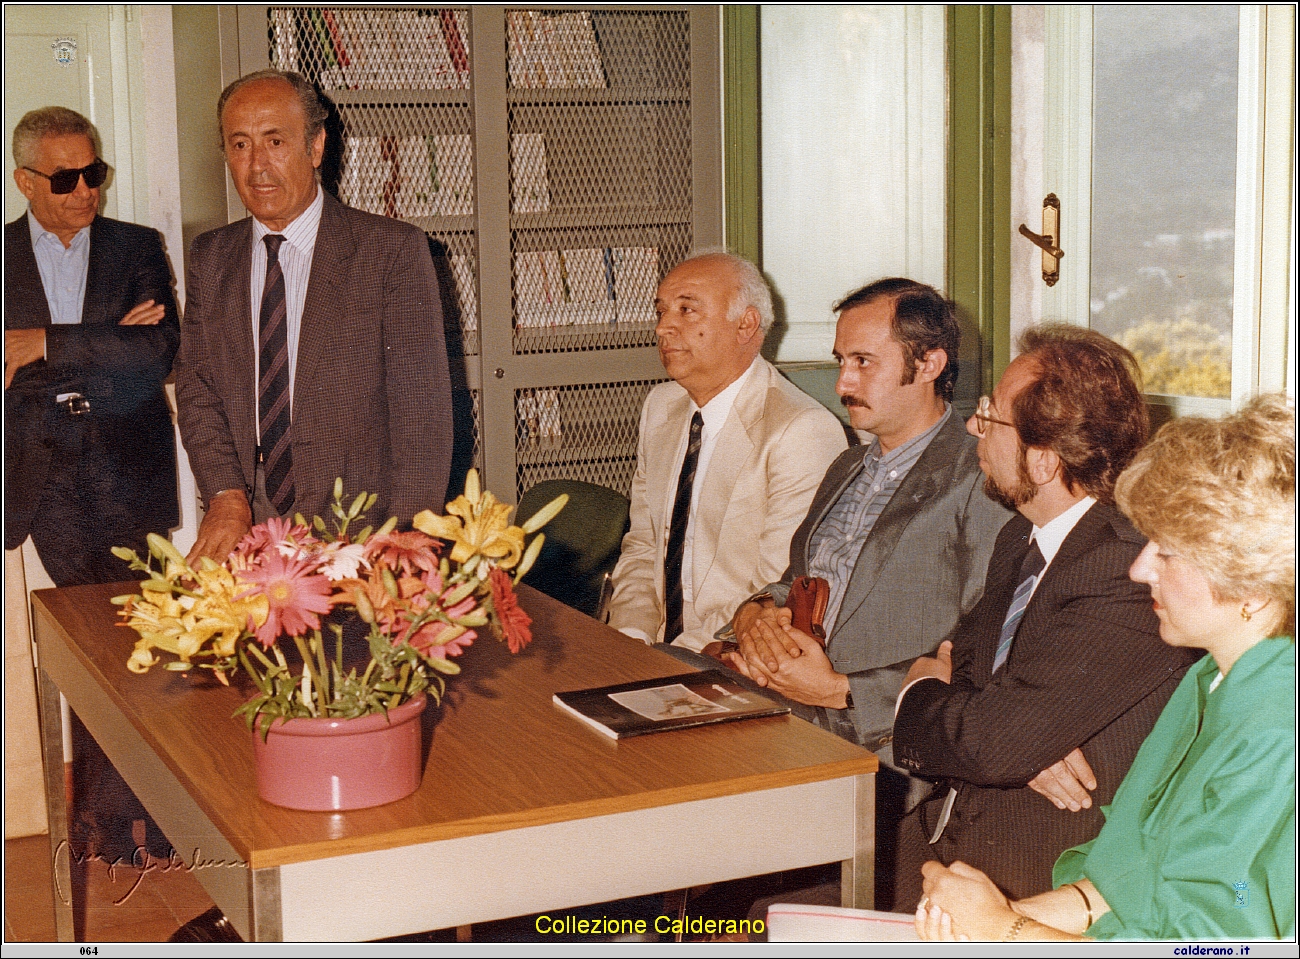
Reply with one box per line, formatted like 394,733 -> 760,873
891,325 -> 1198,909
5,105 -> 180,864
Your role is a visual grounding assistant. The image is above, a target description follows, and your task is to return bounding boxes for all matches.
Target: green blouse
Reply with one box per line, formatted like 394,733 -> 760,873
1054,637 -> 1296,940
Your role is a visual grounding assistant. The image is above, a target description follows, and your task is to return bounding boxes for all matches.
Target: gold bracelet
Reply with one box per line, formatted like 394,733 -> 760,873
1003,915 -> 1029,941
1068,882 -> 1095,929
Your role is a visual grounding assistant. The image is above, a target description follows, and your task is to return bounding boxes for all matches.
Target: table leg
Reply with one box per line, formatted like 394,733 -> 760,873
36,667 -> 74,942
840,772 -> 875,910
250,866 -> 283,941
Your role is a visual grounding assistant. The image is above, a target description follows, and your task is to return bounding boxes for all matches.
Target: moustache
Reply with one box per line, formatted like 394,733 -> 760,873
841,395 -> 867,409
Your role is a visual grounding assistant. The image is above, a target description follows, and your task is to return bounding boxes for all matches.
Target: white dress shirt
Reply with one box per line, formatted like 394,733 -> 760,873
28,210 -> 90,326
1025,495 -> 1097,602
248,185 -> 324,428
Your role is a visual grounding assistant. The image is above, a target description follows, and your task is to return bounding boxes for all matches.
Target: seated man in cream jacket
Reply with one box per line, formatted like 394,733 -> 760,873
606,252 -> 847,652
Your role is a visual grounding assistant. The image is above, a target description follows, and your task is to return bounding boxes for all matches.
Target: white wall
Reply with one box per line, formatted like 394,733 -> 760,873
759,5 -> 947,362
4,5 -> 136,221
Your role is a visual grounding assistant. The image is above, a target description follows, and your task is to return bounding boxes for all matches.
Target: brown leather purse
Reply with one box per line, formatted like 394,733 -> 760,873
702,575 -> 831,662
785,575 -> 830,643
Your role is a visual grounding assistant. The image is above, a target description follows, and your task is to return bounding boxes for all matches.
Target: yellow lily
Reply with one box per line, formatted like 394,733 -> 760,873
118,565 -> 269,671
414,469 -> 530,569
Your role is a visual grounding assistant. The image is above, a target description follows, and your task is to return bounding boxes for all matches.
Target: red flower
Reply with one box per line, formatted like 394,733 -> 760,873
489,567 -> 531,653
365,530 -> 441,577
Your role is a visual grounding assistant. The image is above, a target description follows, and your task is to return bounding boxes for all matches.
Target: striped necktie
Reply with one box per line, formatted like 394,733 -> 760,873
993,540 -> 1045,672
258,234 -> 295,514
663,411 -> 703,644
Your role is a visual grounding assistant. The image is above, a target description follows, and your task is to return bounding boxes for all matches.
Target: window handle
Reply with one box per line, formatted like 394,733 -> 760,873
1018,193 -> 1063,286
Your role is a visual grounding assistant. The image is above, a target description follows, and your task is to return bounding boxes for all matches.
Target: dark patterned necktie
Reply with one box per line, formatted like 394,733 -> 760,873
993,540 -> 1046,671
663,411 -> 703,644
258,234 -> 295,514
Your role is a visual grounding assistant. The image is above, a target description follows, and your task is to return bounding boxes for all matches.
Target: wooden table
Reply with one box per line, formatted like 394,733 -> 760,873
33,582 -> 877,942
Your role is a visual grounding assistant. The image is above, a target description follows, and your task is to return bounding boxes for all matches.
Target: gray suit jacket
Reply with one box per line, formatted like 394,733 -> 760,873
175,192 -> 453,525
767,411 -> 1010,765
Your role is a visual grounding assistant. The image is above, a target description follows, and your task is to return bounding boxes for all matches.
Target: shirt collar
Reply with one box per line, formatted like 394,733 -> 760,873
869,403 -> 952,466
27,208 -> 90,251
691,355 -> 760,438
251,184 -> 324,252
1031,495 -> 1097,566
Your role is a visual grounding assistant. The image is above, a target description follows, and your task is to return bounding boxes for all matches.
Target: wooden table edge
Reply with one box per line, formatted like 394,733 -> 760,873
247,754 -> 879,869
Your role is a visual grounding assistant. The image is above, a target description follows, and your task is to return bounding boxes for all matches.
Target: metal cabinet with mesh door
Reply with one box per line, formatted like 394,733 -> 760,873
222,5 -> 722,504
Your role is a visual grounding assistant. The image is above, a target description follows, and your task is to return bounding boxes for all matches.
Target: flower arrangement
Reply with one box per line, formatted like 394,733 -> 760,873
113,471 -> 566,733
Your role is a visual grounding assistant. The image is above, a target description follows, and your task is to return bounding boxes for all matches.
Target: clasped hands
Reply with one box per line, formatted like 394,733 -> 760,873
724,599 -> 850,708
916,861 -> 1105,941
5,299 -> 164,388
915,860 -> 1018,941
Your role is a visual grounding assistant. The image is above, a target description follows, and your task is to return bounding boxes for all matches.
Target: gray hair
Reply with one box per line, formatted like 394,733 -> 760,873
680,249 -> 775,333
12,107 -> 99,168
216,69 -> 328,152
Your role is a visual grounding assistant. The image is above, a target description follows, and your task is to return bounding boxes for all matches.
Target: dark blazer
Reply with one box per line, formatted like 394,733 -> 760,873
770,412 -> 1011,764
4,214 -> 180,551
175,192 -> 454,525
892,503 -> 1198,902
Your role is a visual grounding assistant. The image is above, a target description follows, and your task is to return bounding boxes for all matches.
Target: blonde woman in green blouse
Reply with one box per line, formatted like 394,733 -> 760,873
916,394 -> 1295,941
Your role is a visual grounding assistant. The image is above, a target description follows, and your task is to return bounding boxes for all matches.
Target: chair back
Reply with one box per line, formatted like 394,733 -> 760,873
515,479 -> 630,619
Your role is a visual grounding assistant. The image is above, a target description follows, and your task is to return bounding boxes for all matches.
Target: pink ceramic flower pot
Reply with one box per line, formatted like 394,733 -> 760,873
251,694 -> 427,811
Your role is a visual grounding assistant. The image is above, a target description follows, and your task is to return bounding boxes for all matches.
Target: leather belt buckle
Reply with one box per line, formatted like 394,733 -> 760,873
55,392 -> 90,416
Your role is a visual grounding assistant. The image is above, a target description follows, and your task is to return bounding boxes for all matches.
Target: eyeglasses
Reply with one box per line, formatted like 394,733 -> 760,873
22,158 -> 108,194
971,395 -> 1016,436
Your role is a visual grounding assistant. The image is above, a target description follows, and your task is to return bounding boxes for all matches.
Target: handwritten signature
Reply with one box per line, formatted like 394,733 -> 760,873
52,839 -> 247,906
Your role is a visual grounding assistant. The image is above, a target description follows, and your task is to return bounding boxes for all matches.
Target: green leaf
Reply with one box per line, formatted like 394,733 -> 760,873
520,493 -> 568,534
426,656 -> 461,675
147,533 -> 190,571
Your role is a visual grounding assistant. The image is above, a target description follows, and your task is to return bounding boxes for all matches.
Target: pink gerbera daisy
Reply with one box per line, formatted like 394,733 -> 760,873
233,515 -> 316,563
237,551 -> 336,647
409,622 -> 476,659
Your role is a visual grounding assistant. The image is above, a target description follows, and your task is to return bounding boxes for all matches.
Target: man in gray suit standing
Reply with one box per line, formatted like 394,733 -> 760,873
727,278 -> 1009,909
177,70 -> 452,564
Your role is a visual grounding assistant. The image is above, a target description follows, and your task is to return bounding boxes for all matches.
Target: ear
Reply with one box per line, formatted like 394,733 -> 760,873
13,167 -> 35,202
1024,445 -> 1061,486
309,127 -> 326,169
735,305 -> 763,346
914,348 -> 947,386
1241,596 -> 1272,621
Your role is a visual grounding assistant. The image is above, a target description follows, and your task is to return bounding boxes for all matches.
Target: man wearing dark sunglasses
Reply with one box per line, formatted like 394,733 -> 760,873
5,106 -> 180,865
